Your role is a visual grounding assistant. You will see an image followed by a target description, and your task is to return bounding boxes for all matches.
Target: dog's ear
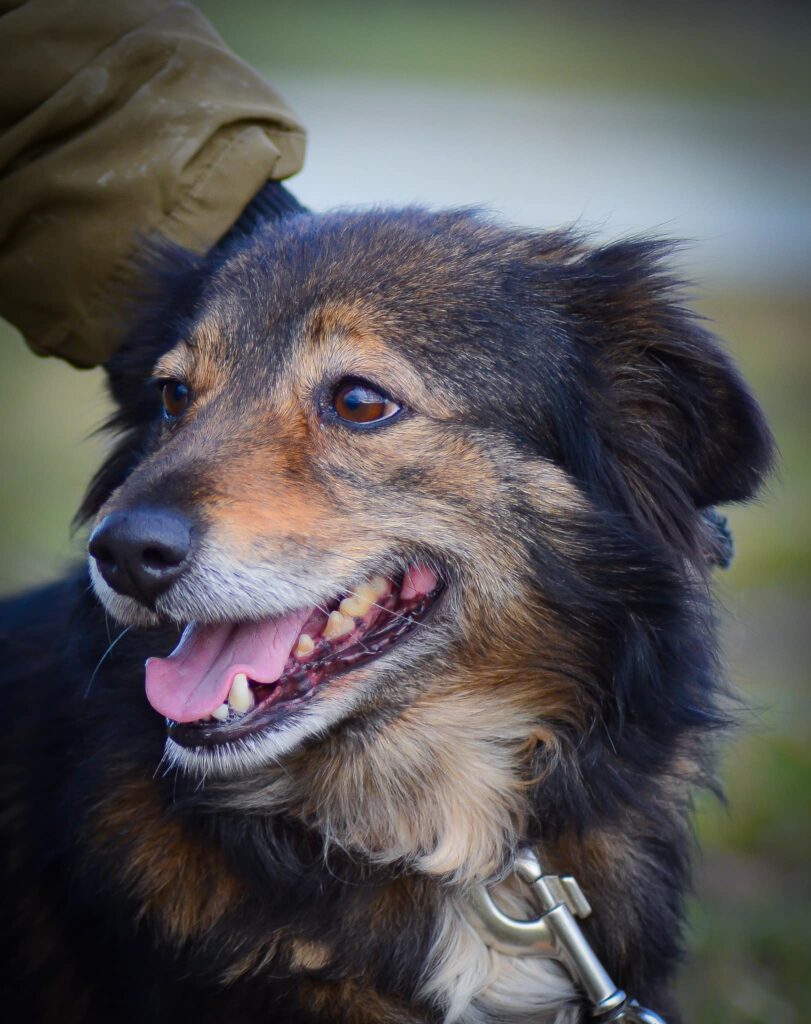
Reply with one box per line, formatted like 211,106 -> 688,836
75,245 -> 209,525
560,239 -> 774,536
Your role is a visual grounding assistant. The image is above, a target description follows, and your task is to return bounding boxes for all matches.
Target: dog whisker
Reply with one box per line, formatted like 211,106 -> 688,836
83,625 -> 132,699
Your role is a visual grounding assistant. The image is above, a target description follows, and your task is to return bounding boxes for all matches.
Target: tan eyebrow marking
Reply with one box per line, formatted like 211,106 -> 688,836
306,300 -> 461,419
152,345 -> 190,382
189,315 -> 227,355
151,315 -> 232,396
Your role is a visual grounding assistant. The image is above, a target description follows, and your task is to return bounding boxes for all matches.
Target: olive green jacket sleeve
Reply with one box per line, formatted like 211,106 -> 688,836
0,0 -> 306,366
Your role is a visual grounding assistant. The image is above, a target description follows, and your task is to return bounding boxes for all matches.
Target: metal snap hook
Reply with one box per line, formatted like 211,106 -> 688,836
464,848 -> 667,1022
463,877 -> 559,958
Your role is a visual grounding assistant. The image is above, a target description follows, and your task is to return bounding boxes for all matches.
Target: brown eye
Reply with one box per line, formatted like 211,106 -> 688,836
161,380 -> 190,419
332,380 -> 401,426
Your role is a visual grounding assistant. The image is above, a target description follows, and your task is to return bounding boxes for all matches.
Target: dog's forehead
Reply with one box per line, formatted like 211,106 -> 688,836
173,303 -> 457,432
184,211 -> 566,390
220,212 -> 545,333
180,293 -> 417,394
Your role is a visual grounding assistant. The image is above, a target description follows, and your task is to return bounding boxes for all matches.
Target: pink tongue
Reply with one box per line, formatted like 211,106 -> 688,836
145,607 -> 312,723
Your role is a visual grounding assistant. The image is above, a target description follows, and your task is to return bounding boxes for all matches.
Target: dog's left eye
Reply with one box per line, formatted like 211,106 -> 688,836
331,379 -> 401,426
160,380 -> 190,420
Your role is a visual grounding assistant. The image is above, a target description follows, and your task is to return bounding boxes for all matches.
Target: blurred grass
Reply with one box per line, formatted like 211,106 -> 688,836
2,2 -> 808,1021
711,293 -> 811,591
197,0 -> 811,105
0,331 -> 108,589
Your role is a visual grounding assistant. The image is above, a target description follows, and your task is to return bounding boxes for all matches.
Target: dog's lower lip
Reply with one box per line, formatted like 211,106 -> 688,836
166,575 -> 443,749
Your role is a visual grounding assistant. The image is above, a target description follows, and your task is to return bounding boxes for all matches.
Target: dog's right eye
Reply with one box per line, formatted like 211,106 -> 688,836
160,380 -> 190,420
331,379 -> 402,427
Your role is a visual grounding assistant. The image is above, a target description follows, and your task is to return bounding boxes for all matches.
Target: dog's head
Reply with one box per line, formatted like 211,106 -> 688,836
83,209 -> 772,876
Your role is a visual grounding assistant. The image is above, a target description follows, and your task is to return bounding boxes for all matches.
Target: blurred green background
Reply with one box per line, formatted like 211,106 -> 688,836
1,2 -> 808,1021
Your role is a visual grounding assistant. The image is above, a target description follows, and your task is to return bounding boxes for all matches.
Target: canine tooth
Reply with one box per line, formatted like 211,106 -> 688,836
339,583 -> 377,618
323,610 -> 354,640
295,633 -> 315,658
228,672 -> 254,713
211,703 -> 229,722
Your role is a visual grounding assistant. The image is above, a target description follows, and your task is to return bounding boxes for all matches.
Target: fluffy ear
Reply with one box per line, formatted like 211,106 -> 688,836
565,240 -> 774,532
75,244 -> 209,525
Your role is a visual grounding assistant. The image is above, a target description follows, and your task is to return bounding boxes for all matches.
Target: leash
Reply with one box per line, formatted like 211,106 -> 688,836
465,848 -> 667,1023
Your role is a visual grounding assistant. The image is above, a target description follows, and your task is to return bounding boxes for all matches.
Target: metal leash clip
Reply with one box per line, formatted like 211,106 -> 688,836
465,847 -> 666,1023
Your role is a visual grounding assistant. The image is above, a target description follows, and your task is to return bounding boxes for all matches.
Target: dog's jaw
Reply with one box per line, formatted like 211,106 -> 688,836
161,606 -> 450,777
93,555 -> 450,777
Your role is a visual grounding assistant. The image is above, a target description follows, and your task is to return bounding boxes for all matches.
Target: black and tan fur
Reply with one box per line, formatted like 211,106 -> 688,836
0,209 -> 773,1022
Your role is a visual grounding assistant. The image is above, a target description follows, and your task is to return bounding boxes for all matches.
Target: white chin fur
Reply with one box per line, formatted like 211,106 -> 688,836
162,694 -> 348,777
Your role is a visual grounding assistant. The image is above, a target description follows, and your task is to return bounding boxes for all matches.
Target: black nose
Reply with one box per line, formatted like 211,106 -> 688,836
89,508 -> 192,606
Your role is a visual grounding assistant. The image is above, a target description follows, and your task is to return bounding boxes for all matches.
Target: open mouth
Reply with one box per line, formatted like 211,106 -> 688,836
145,564 -> 442,748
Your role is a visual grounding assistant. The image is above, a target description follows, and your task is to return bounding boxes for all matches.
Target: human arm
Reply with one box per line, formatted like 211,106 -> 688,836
0,0 -> 306,366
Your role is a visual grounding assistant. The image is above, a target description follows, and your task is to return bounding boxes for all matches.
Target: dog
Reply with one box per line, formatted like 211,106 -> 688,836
0,208 -> 773,1023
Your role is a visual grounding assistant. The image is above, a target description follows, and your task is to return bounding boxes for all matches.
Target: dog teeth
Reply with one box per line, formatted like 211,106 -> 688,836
339,582 -> 379,618
228,672 -> 254,713
323,610 -> 354,640
368,575 -> 390,598
338,595 -> 366,618
211,703 -> 229,722
339,576 -> 389,619
295,633 -> 315,659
